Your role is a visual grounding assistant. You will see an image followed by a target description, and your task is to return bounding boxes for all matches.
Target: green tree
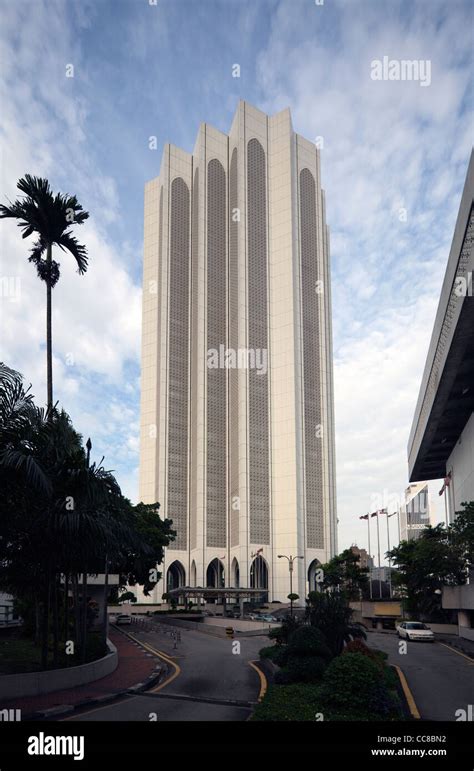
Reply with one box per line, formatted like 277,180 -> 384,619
388,521 -> 470,620
450,502 -> 474,569
116,501 -> 176,595
0,176 -> 89,409
305,590 -> 366,656
118,591 -> 137,604
320,549 -> 369,599
0,365 -> 174,669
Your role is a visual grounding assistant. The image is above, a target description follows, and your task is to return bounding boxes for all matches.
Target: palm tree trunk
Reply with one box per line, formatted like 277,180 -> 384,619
102,555 -> 109,646
46,242 -> 53,410
81,571 -> 88,663
34,595 -> 41,646
72,574 -> 81,657
41,571 -> 50,669
64,572 -> 69,641
52,573 -> 59,667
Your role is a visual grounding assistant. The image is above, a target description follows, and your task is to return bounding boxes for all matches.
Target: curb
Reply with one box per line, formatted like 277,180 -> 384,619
21,631 -> 168,721
436,639 -> 474,661
393,664 -> 420,720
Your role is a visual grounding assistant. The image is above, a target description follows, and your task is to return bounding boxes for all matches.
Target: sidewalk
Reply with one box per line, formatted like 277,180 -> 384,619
1,627 -> 161,717
434,633 -> 474,659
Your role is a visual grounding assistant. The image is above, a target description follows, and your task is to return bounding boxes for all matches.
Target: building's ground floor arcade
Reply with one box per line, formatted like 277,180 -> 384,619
163,556 -> 323,605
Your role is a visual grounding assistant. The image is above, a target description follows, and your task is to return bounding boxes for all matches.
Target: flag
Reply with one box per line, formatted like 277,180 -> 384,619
439,472 -> 452,496
359,514 -> 369,520
388,511 -> 397,518
370,511 -> 379,517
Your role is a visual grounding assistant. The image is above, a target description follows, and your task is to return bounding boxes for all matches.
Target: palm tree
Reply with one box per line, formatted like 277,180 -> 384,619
0,175 -> 89,409
306,589 -> 367,656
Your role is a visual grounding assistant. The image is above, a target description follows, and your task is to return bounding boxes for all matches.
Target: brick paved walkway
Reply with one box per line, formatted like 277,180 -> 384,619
0,628 -> 158,715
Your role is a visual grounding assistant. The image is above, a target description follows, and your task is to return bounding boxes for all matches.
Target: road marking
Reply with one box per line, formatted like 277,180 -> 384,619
437,642 -> 474,664
393,665 -> 421,720
116,628 -> 181,693
248,660 -> 267,702
61,628 -> 181,720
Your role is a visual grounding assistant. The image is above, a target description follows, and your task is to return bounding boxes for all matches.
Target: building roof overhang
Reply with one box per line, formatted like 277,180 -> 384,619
408,152 -> 474,482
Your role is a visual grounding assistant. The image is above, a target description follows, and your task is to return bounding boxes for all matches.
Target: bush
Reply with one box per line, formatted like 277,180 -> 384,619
342,639 -> 384,669
287,626 -> 332,661
251,683 -> 324,721
277,654 -> 328,684
319,652 -> 400,719
267,615 -> 301,645
259,645 -> 281,662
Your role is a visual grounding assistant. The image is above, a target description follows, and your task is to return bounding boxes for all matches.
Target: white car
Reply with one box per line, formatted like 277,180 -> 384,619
396,621 -> 434,642
115,614 -> 132,625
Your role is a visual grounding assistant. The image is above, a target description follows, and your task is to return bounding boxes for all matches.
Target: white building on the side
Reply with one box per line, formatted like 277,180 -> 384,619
400,480 -> 445,541
138,101 -> 337,603
408,151 -> 474,520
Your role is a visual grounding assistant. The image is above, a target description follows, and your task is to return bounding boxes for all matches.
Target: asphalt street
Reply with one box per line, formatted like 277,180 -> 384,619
64,623 -> 268,722
367,631 -> 474,720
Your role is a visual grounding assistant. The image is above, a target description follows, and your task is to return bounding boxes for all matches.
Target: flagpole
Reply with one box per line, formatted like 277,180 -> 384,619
386,512 -> 393,599
376,511 -> 382,599
367,513 -> 372,600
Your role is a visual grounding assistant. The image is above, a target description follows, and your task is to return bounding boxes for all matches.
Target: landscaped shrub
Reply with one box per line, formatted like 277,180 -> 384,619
280,654 -> 328,684
259,645 -> 282,662
318,652 -> 401,719
286,626 -> 333,660
342,639 -> 384,669
319,652 -> 383,712
267,615 -> 301,645
251,683 -> 324,721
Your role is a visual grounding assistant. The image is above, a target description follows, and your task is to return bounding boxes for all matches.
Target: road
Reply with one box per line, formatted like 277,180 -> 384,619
64,623 -> 268,722
367,631 -> 474,720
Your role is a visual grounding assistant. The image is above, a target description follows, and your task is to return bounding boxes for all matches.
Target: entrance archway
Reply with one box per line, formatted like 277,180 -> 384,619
206,558 -> 225,588
308,559 -> 322,592
250,554 -> 269,602
166,560 -> 186,592
231,557 -> 240,588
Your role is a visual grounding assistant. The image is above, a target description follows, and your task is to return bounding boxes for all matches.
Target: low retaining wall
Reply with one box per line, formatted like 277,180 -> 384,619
149,617 -> 273,638
150,617 -> 228,638
0,640 -> 118,700
428,623 -> 459,634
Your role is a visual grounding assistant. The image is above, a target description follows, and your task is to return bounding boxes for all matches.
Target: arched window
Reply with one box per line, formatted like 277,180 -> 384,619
166,560 -> 186,592
250,554 -> 269,602
231,557 -> 240,588
206,558 -> 225,588
308,559 -> 322,592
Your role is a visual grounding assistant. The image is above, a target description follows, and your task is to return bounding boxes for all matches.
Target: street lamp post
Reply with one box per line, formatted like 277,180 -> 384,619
278,554 -> 303,617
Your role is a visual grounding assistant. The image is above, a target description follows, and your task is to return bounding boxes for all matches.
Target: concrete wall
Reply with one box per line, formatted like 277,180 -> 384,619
442,584 -> 474,610
447,412 -> 474,514
0,640 -> 117,700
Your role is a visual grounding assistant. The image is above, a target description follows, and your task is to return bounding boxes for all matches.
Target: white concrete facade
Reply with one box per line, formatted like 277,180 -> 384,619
446,412 -> 474,516
138,101 -> 337,603
408,152 -> 473,521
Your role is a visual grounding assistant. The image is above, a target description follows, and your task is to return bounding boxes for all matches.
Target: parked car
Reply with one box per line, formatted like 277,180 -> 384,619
259,614 -> 278,623
116,614 -> 132,626
396,621 -> 434,642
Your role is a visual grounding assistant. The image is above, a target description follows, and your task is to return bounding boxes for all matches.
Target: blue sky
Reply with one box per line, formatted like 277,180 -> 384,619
0,0 -> 472,559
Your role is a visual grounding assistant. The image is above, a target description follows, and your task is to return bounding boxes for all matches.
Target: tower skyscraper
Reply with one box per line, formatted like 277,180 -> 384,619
139,101 -> 337,603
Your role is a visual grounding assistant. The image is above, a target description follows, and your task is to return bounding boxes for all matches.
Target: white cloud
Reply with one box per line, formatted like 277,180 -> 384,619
257,0 -> 471,558
0,0 -> 141,502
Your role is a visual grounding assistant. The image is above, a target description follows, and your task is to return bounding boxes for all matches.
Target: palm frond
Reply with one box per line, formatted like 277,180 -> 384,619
0,448 -> 52,495
58,231 -> 88,273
